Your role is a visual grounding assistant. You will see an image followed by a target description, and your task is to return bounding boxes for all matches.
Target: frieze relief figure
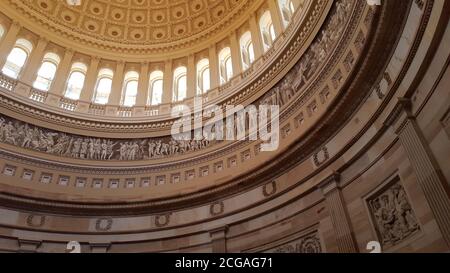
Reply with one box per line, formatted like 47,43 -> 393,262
368,182 -> 420,247
0,113 -> 216,161
261,0 -> 352,108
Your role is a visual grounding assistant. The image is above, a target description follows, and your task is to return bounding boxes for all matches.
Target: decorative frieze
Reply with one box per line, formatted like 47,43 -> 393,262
269,232 -> 322,253
313,146 -> 330,167
26,215 -> 46,228
262,181 -> 277,197
210,201 -> 225,216
0,113 -> 212,161
155,214 -> 171,228
95,218 -> 113,232
366,179 -> 420,247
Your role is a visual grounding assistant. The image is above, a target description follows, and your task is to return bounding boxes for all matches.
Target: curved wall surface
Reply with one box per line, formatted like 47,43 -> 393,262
0,0 -> 449,253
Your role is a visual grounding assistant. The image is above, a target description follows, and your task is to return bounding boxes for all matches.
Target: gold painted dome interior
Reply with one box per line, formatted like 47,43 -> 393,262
0,0 -> 448,254
17,0 -> 247,46
0,0 -> 307,120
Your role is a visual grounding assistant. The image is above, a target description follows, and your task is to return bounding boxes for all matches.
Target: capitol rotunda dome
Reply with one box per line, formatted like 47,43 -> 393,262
0,0 -> 448,254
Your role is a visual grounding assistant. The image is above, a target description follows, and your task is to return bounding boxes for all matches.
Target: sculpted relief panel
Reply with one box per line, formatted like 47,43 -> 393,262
367,180 -> 421,248
0,115 -> 212,161
267,232 -> 322,253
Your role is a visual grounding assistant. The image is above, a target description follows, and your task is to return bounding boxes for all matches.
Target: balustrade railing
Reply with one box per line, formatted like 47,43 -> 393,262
29,88 -> 48,103
89,104 -> 106,116
118,107 -> 132,117
59,98 -> 78,111
0,73 -> 17,91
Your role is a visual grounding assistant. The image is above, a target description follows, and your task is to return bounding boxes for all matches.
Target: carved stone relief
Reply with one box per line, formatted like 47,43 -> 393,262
0,114 -> 212,161
95,218 -> 113,232
367,180 -> 420,247
155,214 -> 171,228
0,0 -> 356,163
26,215 -> 46,228
269,232 -> 322,253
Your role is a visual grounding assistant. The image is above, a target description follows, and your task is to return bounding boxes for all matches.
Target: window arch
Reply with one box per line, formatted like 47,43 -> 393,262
93,68 -> 114,104
1,38 -> 33,79
278,0 -> 296,27
239,31 -> 255,70
218,47 -> 233,84
64,62 -> 87,100
122,71 -> 139,107
173,66 -> 187,102
33,53 -> 60,91
196,58 -> 210,95
259,11 -> 276,51
149,70 -> 163,105
0,25 -> 4,40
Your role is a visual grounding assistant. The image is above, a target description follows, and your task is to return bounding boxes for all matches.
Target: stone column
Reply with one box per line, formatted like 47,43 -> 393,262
394,98 -> 450,246
208,45 -> 219,89
20,37 -> 48,85
79,56 -> 100,102
108,61 -> 125,106
249,14 -> 264,60
319,173 -> 359,253
187,54 -> 196,97
162,60 -> 173,104
48,49 -> 74,96
267,0 -> 284,36
229,31 -> 242,77
210,226 -> 228,253
0,21 -> 21,69
136,61 -> 150,107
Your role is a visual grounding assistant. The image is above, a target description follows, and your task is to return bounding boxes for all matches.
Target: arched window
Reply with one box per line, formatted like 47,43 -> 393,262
278,0 -> 295,27
93,68 -> 114,104
173,66 -> 187,102
0,25 -> 4,40
196,58 -> 210,95
259,11 -> 276,51
218,47 -> 233,84
64,62 -> 87,100
122,71 -> 139,107
240,31 -> 255,70
149,70 -> 163,105
1,39 -> 33,79
33,53 -> 60,91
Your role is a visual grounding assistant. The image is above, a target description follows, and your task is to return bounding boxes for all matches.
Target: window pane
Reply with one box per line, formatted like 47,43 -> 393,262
33,62 -> 57,91
248,43 -> 255,64
202,68 -> 210,93
225,58 -> 233,81
270,24 -> 276,41
151,79 -> 163,105
278,0 -> 294,26
65,71 -> 85,100
2,47 -> 28,79
94,78 -> 112,104
123,80 -> 138,107
219,48 -> 232,84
